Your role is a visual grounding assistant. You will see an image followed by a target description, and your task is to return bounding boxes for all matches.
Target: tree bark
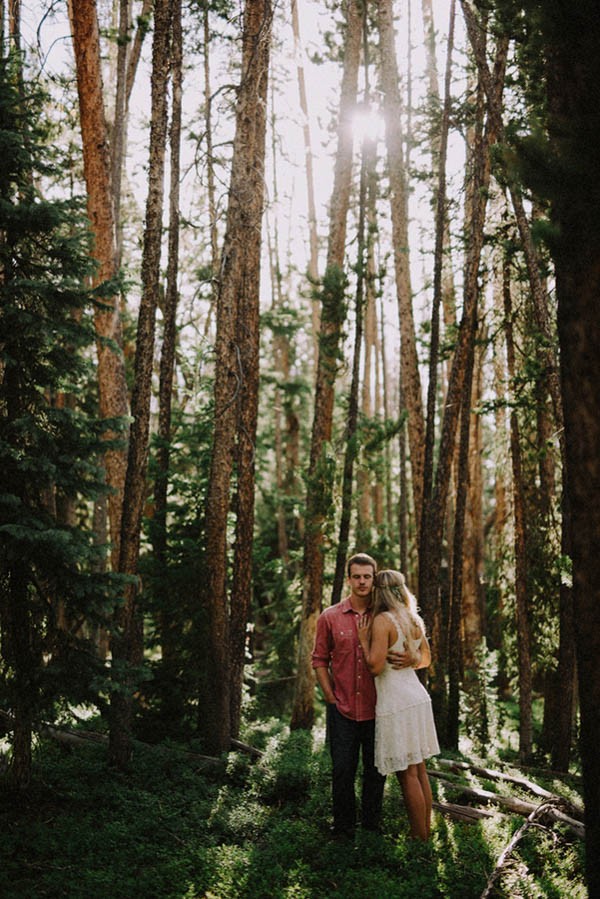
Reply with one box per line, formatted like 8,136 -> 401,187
503,259 -> 533,763
331,129 -> 373,605
540,1 -> 600,886
153,0 -> 183,709
68,0 -> 130,568
229,0 -> 272,737
290,0 -> 362,731
462,346 -> 485,672
377,0 -> 425,532
291,0 -> 320,360
418,32 -> 508,727
203,0 -> 273,751
422,0 -> 456,570
109,0 -> 173,769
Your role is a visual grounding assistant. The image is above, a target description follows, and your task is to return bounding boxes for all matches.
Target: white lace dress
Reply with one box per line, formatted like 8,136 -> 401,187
374,611 -> 440,775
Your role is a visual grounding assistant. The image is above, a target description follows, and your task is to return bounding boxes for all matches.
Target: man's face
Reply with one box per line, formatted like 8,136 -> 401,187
348,563 -> 374,600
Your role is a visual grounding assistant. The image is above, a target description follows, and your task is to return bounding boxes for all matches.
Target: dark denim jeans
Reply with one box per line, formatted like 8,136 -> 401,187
326,703 -> 385,833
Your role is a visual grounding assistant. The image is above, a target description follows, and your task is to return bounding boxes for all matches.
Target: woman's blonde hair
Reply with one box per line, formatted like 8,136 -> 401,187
372,569 -> 425,636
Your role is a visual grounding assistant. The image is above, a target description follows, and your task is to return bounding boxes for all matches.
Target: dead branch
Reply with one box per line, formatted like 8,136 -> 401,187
231,738 -> 264,759
1,711 -> 261,772
480,799 -> 565,898
434,757 -> 584,820
433,800 -> 500,824
430,774 -> 584,839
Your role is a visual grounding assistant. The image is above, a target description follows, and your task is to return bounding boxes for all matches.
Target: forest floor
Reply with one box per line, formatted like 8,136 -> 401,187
0,716 -> 587,899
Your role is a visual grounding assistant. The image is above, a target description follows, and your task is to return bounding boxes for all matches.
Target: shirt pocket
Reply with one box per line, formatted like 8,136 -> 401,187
332,626 -> 355,660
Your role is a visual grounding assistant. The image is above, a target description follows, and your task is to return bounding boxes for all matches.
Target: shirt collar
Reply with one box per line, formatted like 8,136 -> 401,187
339,596 -> 372,614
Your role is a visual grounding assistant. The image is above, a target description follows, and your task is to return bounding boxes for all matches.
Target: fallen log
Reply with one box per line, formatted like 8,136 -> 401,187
430,774 -> 584,839
433,757 -> 584,820
432,800 -> 499,824
231,738 -> 264,759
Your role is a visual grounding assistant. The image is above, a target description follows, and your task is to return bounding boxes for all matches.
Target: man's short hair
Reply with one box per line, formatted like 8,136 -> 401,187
347,553 -> 377,576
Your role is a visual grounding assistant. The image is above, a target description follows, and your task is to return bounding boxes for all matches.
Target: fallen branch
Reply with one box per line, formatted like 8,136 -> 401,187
430,774 -> 584,839
480,799 -> 564,898
433,800 -> 499,824
231,738 -> 264,759
434,757 -> 584,820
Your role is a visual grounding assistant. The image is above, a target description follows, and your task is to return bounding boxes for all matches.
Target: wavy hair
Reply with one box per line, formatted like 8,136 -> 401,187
372,569 -> 425,637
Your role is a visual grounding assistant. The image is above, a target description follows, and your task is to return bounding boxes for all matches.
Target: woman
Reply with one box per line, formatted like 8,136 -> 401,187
357,569 -> 440,841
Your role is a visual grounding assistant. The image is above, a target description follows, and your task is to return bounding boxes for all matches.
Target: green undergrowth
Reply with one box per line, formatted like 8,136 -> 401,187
0,726 -> 586,899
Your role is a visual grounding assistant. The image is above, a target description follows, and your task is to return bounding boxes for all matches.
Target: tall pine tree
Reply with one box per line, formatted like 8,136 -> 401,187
0,55 -> 124,787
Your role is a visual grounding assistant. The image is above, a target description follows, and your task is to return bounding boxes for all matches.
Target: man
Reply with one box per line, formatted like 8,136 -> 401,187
312,552 -> 386,837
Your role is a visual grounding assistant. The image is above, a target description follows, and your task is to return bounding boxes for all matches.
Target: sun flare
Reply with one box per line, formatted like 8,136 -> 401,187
351,105 -> 385,145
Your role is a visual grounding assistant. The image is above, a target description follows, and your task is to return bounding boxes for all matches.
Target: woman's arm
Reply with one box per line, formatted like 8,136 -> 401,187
357,614 -> 392,676
410,625 -> 432,670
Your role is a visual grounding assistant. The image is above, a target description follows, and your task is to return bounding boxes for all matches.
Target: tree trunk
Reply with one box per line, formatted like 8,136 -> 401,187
200,0 -> 219,338
446,298 -> 481,750
503,259 -> 533,763
229,0 -> 272,737
68,0 -> 130,568
291,0 -> 320,359
422,0 -> 456,569
203,0 -> 273,751
331,128 -> 373,605
153,0 -> 183,713
377,0 -> 425,532
290,0 -> 362,731
110,0 -> 129,264
418,32 -> 508,728
541,2 -> 600,885
109,0 -> 173,769
462,346 -> 485,671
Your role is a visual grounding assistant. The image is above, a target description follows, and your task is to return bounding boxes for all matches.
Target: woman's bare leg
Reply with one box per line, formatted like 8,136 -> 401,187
416,761 -> 433,839
397,764 -> 428,841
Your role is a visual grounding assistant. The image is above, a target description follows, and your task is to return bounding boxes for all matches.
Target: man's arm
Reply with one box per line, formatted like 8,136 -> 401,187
314,665 -> 336,704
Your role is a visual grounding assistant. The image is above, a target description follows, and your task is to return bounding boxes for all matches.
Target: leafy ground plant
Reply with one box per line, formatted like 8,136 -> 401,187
0,725 -> 586,899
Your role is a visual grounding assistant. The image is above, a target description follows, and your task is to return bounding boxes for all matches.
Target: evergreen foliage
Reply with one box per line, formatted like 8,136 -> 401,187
0,56 -> 124,766
0,722 -> 586,898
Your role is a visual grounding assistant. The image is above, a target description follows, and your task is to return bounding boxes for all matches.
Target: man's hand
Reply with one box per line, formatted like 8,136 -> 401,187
387,649 -> 417,670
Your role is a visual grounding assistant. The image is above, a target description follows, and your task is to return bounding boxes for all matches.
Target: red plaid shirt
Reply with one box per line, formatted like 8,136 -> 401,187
311,597 -> 376,721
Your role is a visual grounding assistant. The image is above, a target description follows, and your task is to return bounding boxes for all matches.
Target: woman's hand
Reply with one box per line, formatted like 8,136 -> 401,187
357,613 -> 370,644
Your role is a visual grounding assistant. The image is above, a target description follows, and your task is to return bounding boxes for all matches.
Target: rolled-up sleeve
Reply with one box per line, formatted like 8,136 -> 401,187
311,613 -> 331,669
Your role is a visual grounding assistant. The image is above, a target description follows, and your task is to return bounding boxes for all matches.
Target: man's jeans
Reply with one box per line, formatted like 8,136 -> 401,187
327,703 -> 385,833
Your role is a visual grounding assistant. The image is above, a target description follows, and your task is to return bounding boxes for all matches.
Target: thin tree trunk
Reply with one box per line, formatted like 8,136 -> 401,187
266,77 -> 290,562
291,0 -> 320,359
109,0 -> 172,769
126,0 -> 153,107
200,0 -> 219,339
421,0 -> 456,562
503,259 -> 533,763
331,129 -> 373,605
446,317 -> 479,749
111,0 -> 129,264
418,34 -> 508,728
377,0 -> 425,532
154,0 -> 182,697
462,345 -> 485,671
229,0 -> 272,739
203,0 -> 273,751
290,0 -> 362,731
68,0 -> 130,568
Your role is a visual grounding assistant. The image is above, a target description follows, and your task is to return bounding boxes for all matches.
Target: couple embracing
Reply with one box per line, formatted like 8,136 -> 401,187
311,553 -> 440,841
